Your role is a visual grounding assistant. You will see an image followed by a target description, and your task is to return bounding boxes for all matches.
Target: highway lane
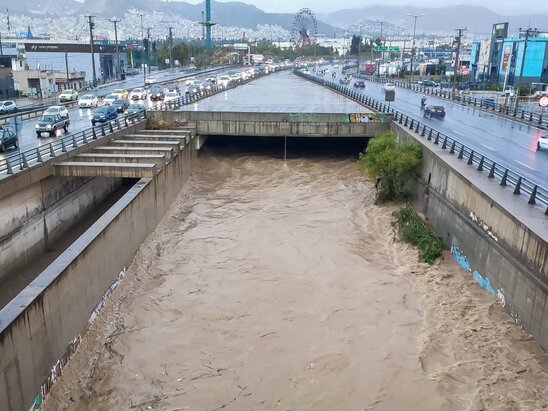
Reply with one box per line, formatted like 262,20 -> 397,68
0,66 -> 229,161
323,69 -> 548,187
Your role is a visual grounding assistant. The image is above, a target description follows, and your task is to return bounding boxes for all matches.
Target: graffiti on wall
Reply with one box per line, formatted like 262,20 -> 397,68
346,113 -> 385,123
451,244 -> 496,296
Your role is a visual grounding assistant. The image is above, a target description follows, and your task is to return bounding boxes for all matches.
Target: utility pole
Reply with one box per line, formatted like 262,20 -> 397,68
168,27 -> 173,68
357,24 -> 362,75
452,27 -> 467,93
85,15 -> 97,87
378,20 -> 384,75
109,17 -> 121,80
64,50 -> 69,89
514,27 -> 536,109
146,27 -> 151,74
407,13 -> 424,85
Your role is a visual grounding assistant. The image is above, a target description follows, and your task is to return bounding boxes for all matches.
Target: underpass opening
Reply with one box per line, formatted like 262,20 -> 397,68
203,135 -> 370,159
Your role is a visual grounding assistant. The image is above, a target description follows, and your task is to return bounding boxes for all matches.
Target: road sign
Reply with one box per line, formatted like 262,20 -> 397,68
373,46 -> 400,52
539,96 -> 548,107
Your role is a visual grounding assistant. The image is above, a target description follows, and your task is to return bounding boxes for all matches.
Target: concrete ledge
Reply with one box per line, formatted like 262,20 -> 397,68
53,162 -> 157,178
108,140 -> 181,153
92,146 -> 174,160
75,153 -> 167,168
124,134 -> 188,142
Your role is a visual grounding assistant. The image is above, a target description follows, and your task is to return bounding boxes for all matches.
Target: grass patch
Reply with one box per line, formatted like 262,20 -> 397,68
392,206 -> 444,264
146,116 -> 185,130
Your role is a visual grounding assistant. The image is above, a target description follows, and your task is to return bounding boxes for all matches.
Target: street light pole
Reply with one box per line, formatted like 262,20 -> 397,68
357,24 -> 362,75
168,27 -> 174,68
85,15 -> 97,87
109,17 -> 121,81
378,20 -> 384,75
407,13 -> 424,85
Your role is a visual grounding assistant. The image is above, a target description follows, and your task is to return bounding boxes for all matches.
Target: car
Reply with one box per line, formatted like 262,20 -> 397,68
166,84 -> 180,93
59,89 -> 78,102
439,82 -> 451,89
423,105 -> 446,119
185,77 -> 196,86
35,114 -> 69,137
103,94 -> 118,105
0,100 -> 17,114
217,76 -> 231,88
78,94 -> 98,108
382,83 -> 396,92
44,105 -> 69,120
420,80 -> 438,87
149,85 -> 165,101
481,98 -> 496,108
130,88 -> 147,100
354,80 -> 365,89
186,84 -> 201,96
164,91 -> 179,102
205,75 -> 217,83
0,127 -> 18,152
200,82 -> 213,92
112,89 -> 129,99
111,98 -> 130,113
126,103 -> 146,116
91,105 -> 118,125
537,133 -> 548,151
145,76 -> 157,85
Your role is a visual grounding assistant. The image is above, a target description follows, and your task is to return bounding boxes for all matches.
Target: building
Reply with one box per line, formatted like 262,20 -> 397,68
0,56 -> 16,99
498,33 -> 548,87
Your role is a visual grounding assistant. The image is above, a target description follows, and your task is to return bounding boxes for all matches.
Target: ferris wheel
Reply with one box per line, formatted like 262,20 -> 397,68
291,8 -> 318,47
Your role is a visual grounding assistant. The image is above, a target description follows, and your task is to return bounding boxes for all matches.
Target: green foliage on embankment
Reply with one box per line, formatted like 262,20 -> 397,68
392,206 -> 444,264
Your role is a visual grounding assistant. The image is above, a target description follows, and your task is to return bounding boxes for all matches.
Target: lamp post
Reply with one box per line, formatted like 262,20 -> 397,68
109,17 -> 121,81
85,15 -> 97,87
407,13 -> 424,84
357,24 -> 362,75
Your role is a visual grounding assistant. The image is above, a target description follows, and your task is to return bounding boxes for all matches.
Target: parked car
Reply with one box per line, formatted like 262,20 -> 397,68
354,80 -> 365,89
111,99 -> 130,113
0,100 -> 17,114
78,94 -> 98,108
35,114 -> 69,137
0,127 -> 18,151
481,98 -> 496,108
382,83 -> 396,92
126,103 -> 146,116
537,133 -> 548,151
420,80 -> 438,87
91,105 -> 118,125
112,89 -> 129,99
149,85 -> 165,101
44,105 -> 69,120
103,94 -> 118,105
439,82 -> 451,89
59,89 -> 78,102
130,88 -> 147,100
423,105 -> 446,119
145,76 -> 157,85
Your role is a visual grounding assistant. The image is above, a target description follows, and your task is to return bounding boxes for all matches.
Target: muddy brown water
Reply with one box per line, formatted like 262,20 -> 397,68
43,140 -> 548,411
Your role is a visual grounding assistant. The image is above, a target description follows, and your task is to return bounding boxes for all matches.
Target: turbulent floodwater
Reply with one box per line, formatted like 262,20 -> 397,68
44,140 -> 548,411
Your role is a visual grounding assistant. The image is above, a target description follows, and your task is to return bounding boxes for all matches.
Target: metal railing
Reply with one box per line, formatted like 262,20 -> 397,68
362,75 -> 548,129
0,111 -> 147,176
295,70 -> 548,215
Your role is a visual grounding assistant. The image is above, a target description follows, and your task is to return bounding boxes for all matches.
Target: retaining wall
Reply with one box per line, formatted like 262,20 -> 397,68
0,133 -> 197,411
391,122 -> 548,350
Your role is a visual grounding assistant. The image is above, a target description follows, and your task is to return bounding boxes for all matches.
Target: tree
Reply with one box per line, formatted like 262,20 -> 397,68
357,131 -> 422,202
350,35 -> 361,55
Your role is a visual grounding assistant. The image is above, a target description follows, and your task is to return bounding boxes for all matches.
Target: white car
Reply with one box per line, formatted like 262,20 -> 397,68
44,105 -> 69,120
145,76 -> 157,85
0,100 -> 17,113
164,91 -> 179,101
102,94 -> 118,105
217,76 -> 231,87
185,77 -> 196,85
538,133 -> 548,151
382,83 -> 396,92
130,88 -> 147,100
78,94 -> 98,108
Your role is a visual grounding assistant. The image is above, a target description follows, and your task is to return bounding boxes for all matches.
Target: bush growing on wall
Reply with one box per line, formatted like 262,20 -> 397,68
357,131 -> 422,202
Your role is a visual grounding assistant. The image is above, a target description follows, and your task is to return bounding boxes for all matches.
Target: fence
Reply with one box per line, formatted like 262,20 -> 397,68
295,70 -> 548,215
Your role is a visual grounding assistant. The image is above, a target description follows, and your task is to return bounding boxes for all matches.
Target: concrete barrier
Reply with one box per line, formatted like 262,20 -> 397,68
391,122 -> 548,350
0,133 -> 197,411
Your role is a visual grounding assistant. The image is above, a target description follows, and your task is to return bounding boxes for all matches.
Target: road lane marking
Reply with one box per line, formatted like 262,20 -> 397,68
452,130 -> 465,136
514,160 -> 536,171
480,143 -> 497,151
490,132 -> 503,138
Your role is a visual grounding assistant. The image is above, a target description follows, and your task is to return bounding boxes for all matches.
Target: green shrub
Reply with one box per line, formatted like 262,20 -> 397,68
357,131 -> 422,202
392,206 -> 444,264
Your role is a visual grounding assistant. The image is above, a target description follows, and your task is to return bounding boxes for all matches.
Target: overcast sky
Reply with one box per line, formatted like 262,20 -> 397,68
182,0 -> 548,15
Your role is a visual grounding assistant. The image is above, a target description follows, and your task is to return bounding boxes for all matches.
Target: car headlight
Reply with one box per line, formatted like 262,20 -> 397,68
35,124 -> 39,129
46,125 -> 52,129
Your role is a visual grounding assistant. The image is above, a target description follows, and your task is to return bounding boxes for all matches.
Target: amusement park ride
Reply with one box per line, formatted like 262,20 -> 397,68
291,8 -> 318,47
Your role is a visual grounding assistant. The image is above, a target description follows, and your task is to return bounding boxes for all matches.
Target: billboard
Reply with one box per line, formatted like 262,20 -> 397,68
492,23 -> 508,40
501,46 -> 511,72
25,42 -> 124,53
